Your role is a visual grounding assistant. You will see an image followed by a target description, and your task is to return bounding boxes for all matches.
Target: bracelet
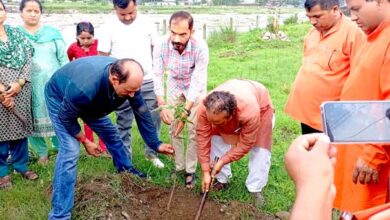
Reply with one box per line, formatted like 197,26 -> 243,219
17,79 -> 25,88
184,108 -> 191,116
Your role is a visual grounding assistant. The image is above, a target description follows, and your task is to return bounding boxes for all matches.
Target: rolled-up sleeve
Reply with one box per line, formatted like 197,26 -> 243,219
196,104 -> 213,172
152,41 -> 165,97
186,41 -> 209,103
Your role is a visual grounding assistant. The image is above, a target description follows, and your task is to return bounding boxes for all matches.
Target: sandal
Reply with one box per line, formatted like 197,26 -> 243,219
0,175 -> 12,189
213,180 -> 228,191
20,170 -> 39,181
185,173 -> 196,189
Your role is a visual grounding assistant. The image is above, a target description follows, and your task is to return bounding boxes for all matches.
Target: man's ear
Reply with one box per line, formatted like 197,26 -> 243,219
332,5 -> 339,12
191,29 -> 195,36
109,74 -> 120,86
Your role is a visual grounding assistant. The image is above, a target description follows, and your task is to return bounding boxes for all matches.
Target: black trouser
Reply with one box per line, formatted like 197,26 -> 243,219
301,123 -> 322,135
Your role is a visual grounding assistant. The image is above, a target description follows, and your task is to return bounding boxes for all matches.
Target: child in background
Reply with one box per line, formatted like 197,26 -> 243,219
67,22 -> 107,153
67,21 -> 98,61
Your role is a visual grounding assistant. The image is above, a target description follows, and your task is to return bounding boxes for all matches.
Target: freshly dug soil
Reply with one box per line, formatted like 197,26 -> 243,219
73,173 -> 275,220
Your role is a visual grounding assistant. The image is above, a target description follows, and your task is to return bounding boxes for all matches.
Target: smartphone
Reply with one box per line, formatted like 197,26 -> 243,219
321,101 -> 390,143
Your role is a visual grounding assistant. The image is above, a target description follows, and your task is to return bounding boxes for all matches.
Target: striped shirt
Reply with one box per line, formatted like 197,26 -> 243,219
153,36 -> 209,102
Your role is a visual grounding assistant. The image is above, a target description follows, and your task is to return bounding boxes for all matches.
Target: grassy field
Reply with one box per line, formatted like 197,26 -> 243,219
0,23 -> 312,219
6,2 -> 302,14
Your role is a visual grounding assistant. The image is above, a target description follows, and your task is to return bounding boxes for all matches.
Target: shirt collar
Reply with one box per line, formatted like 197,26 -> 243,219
367,19 -> 390,42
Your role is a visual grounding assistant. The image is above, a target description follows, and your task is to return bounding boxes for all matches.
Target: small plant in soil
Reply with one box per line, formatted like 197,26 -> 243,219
153,94 -> 192,211
153,94 -> 193,125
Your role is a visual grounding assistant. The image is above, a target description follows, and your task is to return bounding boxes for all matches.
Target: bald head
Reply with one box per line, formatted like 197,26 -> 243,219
110,58 -> 144,97
110,58 -> 144,83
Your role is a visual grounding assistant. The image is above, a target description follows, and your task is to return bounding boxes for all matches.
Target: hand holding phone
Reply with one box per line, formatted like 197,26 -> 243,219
321,101 -> 390,143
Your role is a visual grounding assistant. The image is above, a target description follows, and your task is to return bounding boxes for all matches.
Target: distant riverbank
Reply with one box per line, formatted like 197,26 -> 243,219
7,11 -> 305,44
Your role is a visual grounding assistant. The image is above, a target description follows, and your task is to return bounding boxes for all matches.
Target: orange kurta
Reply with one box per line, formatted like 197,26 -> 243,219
197,79 -> 273,172
285,15 -> 364,130
334,19 -> 390,212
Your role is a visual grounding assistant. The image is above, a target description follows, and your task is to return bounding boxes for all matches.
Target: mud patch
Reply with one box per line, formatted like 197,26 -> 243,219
73,173 -> 275,220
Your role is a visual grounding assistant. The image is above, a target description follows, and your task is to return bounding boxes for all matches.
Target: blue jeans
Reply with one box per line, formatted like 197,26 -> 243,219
46,100 -> 133,220
0,138 -> 29,177
116,80 -> 161,159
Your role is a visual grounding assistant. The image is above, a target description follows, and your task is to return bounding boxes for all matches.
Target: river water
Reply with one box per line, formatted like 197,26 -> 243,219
6,12 -> 306,46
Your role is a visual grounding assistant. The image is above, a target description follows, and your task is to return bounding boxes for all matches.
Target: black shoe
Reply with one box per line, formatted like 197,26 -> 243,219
127,167 -> 147,179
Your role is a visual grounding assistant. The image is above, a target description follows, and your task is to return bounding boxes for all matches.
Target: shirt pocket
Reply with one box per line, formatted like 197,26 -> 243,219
180,60 -> 195,80
316,45 -> 346,72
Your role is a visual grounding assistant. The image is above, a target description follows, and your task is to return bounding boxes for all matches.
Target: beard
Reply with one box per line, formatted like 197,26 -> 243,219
172,41 -> 188,52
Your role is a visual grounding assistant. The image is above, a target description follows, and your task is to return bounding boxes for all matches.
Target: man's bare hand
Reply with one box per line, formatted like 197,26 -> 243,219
174,120 -> 185,137
352,158 -> 379,184
202,171 -> 212,192
160,109 -> 174,125
157,143 -> 175,156
211,160 -> 225,178
83,140 -> 102,157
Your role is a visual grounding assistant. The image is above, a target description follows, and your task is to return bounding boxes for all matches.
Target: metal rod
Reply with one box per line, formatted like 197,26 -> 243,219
194,156 -> 219,220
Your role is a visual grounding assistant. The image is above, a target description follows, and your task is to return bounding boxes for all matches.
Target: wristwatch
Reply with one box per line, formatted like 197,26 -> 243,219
184,108 -> 191,116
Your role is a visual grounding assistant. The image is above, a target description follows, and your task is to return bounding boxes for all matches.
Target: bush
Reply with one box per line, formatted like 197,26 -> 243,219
208,26 -> 237,48
266,15 -> 279,33
283,13 -> 298,25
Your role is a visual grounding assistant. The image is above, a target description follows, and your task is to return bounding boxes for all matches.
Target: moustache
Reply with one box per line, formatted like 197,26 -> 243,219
172,42 -> 185,47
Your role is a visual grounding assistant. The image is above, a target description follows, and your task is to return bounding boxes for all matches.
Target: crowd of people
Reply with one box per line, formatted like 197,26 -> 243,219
0,0 -> 390,219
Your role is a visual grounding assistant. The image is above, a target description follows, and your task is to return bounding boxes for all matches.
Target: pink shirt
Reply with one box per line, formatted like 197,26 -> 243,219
153,36 -> 209,102
197,79 -> 274,172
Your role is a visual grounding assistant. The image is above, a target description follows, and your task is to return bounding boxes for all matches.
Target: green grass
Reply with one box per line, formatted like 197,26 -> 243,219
0,23 -> 312,219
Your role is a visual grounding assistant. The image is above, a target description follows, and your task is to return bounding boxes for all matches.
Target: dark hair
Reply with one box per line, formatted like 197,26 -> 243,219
304,0 -> 339,11
76,22 -> 94,36
169,11 -> 194,30
204,91 -> 237,117
0,0 -> 5,11
20,0 -> 42,13
110,58 -> 144,84
113,0 -> 136,9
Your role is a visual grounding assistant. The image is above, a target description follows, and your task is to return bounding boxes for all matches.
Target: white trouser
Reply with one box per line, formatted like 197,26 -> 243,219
210,135 -> 272,193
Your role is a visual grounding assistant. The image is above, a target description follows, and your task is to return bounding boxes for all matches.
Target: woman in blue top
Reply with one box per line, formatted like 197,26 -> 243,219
18,0 -> 68,165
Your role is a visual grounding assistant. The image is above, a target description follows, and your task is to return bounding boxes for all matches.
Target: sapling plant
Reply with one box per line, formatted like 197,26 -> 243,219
153,94 -> 192,211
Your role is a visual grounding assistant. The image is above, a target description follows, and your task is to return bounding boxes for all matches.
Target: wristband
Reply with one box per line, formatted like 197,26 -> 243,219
17,79 -> 25,88
184,108 -> 191,116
